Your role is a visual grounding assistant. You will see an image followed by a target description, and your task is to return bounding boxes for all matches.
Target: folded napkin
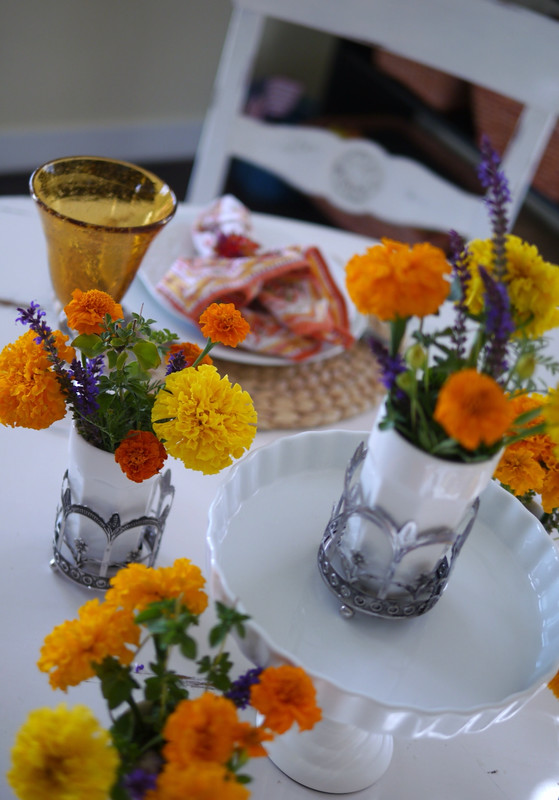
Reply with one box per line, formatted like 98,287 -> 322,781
156,195 -> 354,360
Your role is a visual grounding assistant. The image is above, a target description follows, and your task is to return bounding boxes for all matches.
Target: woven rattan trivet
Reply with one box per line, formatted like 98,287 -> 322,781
213,339 -> 385,431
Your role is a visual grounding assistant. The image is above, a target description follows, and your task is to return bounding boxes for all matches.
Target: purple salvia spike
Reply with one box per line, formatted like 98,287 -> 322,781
478,135 -> 511,280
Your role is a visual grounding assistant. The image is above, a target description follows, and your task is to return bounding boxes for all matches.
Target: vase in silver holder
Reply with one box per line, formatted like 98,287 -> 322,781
51,468 -> 175,591
317,442 -> 480,619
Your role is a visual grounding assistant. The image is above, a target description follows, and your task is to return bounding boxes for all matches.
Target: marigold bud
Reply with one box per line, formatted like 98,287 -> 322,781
405,343 -> 427,371
395,370 -> 415,394
515,354 -> 536,380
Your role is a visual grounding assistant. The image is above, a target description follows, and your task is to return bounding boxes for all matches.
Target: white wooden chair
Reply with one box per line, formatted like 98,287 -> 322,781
187,0 -> 559,242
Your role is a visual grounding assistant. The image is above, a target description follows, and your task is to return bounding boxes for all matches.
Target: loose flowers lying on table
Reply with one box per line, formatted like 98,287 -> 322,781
345,136 -> 559,523
7,558 -> 322,800
0,288 -> 257,478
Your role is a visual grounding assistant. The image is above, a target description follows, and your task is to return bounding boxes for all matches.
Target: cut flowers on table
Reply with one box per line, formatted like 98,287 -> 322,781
7,558 -> 322,800
345,137 -> 559,520
0,289 -> 257,479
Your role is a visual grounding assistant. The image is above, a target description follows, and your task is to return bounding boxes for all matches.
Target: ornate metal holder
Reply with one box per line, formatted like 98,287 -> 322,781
51,469 -> 175,590
318,443 -> 480,619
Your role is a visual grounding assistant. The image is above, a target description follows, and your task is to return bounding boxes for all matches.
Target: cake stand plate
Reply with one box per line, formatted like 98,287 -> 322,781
207,430 -> 559,792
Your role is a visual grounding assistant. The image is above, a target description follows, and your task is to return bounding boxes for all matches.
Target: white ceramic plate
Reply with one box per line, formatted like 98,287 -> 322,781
129,204 -> 371,366
207,430 -> 559,739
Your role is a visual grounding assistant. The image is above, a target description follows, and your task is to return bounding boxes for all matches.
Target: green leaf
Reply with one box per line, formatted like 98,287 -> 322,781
179,635 -> 197,660
93,657 -> 139,710
71,333 -> 105,356
115,351 -> 128,371
134,340 -> 161,370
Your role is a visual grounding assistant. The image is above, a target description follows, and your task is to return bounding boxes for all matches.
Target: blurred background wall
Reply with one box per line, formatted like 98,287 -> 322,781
0,0 -> 335,175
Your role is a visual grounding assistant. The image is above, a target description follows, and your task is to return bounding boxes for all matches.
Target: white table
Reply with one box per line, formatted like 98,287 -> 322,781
1,195 -> 559,799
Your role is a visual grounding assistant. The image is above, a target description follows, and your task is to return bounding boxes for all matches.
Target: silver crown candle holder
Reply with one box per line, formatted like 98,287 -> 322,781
51,468 -> 175,590
318,442 -> 480,619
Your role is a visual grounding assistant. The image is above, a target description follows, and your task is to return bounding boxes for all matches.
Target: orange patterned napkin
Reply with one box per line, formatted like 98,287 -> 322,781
156,196 -> 354,360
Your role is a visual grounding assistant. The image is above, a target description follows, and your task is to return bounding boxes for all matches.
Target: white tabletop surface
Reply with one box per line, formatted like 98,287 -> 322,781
1,195 -> 559,799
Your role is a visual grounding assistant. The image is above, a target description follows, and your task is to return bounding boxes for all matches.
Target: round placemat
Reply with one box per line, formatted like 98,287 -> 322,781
213,340 -> 385,430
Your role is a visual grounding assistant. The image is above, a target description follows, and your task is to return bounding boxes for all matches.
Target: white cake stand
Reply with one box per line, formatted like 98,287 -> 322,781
207,431 -> 559,793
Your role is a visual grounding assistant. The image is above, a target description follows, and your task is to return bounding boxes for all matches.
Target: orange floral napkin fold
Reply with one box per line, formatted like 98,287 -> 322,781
156,195 -> 354,361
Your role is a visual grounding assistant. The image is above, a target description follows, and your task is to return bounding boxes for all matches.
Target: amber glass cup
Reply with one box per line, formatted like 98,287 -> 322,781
30,156 -> 177,307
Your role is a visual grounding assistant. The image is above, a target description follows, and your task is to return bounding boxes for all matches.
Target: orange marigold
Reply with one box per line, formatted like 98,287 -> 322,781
198,303 -> 250,347
145,762 -> 249,800
167,342 -> 213,368
250,665 -> 322,735
105,558 -> 208,616
114,429 -> 168,482
495,442 -> 546,496
541,467 -> 559,514
549,670 -> 559,700
162,694 -> 241,767
64,288 -> 123,334
37,598 -> 140,691
433,369 -> 515,451
345,238 -> 451,321
0,329 -> 73,429
235,721 -> 273,757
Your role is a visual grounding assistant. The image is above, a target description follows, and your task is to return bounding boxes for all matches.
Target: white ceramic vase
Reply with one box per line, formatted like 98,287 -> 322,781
51,425 -> 174,589
319,410 -> 501,618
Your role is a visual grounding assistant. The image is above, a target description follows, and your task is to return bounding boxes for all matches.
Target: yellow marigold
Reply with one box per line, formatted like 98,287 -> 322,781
250,665 -> 322,735
167,341 -> 213,367
464,236 -> 559,337
513,394 -> 556,459
151,364 -> 257,475
64,288 -> 123,334
433,369 -> 514,451
37,598 -> 140,691
145,762 -> 249,800
495,441 -> 546,496
543,387 -> 559,450
199,302 -> 251,347
345,238 -> 451,321
162,693 -> 241,766
7,703 -> 118,800
114,429 -> 168,482
0,329 -> 72,429
105,558 -> 208,616
506,392 -> 545,426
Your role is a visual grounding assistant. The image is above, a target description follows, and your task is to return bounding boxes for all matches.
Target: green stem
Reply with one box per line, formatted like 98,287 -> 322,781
191,338 -> 217,368
390,317 -> 408,357
126,693 -> 147,732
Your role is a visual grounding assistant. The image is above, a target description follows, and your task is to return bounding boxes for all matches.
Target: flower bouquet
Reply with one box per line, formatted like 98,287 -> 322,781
318,137 -> 559,619
0,290 -> 257,585
7,558 -> 322,800
0,289 -> 256,477
346,138 -> 559,465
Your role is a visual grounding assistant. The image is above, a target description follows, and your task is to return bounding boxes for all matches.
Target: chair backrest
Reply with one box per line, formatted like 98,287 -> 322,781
187,0 -> 559,242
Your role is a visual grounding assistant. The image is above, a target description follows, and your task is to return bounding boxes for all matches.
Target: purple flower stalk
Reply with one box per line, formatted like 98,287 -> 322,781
165,350 -> 187,375
67,355 -> 103,416
16,300 -> 103,426
17,301 -> 58,358
225,667 -> 263,709
122,768 -> 158,800
368,336 -> 406,393
448,230 -> 471,359
16,302 -> 74,396
477,135 -> 511,279
479,267 -> 514,380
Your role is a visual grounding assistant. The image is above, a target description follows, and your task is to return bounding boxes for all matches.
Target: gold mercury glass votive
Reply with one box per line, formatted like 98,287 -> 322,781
30,156 -> 177,307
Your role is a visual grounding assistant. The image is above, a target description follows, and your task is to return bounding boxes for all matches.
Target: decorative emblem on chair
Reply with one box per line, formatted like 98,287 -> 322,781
330,146 -> 384,208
